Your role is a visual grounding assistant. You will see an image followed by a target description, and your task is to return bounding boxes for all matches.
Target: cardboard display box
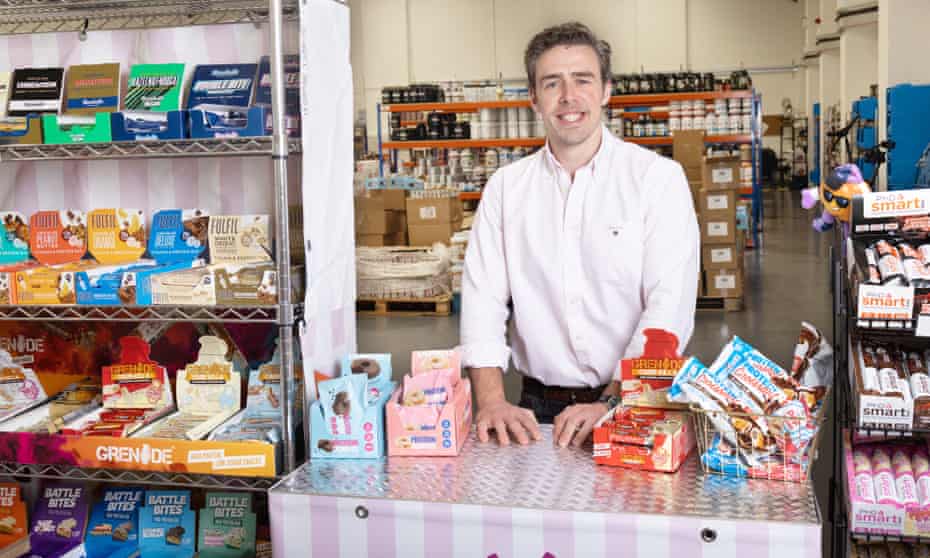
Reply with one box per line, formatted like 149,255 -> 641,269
701,214 -> 737,245
406,197 -> 463,226
704,267 -> 743,298
701,155 -> 741,191
702,244 -> 742,270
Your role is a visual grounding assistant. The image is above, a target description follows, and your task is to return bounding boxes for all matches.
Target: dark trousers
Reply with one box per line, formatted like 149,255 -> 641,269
518,390 -> 573,425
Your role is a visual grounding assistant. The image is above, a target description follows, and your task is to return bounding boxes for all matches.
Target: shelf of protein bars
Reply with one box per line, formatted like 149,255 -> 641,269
0,55 -> 301,149
268,326 -> 827,554
0,480 -> 275,558
0,0 -> 298,34
0,317 -> 299,479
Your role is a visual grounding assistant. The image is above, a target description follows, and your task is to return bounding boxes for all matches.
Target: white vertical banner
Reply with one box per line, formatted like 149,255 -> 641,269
299,0 -> 357,398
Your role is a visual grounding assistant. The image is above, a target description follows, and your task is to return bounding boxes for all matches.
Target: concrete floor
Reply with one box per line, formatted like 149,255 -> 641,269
358,189 -> 835,553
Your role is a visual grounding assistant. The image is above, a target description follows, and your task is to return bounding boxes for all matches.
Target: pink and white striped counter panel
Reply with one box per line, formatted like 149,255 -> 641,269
269,426 -> 821,558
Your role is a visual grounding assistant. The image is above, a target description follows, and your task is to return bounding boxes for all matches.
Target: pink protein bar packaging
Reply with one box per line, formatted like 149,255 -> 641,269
872,448 -> 899,505
892,448 -> 919,506
913,449 -> 930,507
852,449 -> 876,503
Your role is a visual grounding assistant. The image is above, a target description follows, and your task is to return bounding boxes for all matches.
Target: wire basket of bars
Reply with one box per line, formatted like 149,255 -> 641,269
690,392 -> 828,482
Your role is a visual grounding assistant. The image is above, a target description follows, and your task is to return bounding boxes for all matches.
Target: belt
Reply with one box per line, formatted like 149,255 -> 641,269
521,376 -> 605,404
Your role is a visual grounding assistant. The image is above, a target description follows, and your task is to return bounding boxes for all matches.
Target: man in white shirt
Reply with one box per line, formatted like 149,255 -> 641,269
460,22 -> 699,448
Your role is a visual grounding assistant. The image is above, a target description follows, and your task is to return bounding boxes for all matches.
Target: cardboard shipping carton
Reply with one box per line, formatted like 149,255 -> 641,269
701,155 -> 741,191
701,214 -> 737,245
702,244 -> 742,270
405,197 -> 463,227
408,222 -> 460,247
704,267 -> 743,298
673,130 -> 705,181
698,189 -> 737,217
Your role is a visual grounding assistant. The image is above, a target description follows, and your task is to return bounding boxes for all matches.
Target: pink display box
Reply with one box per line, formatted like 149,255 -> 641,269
386,376 -> 471,457
844,430 -> 929,536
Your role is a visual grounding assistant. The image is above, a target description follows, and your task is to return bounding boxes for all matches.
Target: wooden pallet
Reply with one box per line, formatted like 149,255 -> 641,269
696,296 -> 744,312
357,295 -> 452,317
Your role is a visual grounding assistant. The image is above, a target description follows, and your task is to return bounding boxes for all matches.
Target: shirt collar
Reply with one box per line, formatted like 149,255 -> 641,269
542,124 -> 612,181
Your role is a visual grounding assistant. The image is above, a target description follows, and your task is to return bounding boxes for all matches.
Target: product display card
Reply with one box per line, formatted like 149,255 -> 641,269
27,482 -> 89,558
138,491 -> 194,558
124,64 -> 185,112
64,64 -> 120,115
256,55 -> 300,134
0,73 -> 11,118
148,210 -> 209,265
176,336 -> 241,417
186,64 -> 258,110
207,215 -> 272,265
84,487 -> 143,558
0,483 -> 28,551
28,211 -> 87,266
0,349 -> 47,423
7,68 -> 64,117
0,212 -> 30,265
87,209 -> 147,265
197,493 -> 256,558
245,348 -> 283,421
101,336 -> 169,410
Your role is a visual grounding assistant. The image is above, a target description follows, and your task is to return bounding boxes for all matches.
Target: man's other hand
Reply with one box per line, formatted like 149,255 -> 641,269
552,403 -> 609,448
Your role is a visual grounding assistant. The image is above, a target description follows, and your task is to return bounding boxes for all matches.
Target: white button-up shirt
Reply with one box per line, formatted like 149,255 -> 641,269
460,126 -> 700,388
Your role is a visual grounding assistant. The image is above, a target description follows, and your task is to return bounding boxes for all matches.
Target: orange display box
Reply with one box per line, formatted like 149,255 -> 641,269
0,430 -> 276,477
592,407 -> 695,473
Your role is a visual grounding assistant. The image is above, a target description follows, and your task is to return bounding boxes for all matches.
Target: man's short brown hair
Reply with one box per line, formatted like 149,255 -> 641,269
524,22 -> 612,90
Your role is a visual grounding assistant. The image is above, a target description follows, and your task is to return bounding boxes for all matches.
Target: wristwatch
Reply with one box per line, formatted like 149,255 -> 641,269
597,393 -> 621,411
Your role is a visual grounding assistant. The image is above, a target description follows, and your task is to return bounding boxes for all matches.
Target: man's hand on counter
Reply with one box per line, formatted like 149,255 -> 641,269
469,366 -> 542,446
474,398 -> 542,446
553,403 -> 609,448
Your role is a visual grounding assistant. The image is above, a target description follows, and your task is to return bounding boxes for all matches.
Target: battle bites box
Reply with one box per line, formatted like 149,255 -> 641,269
197,493 -> 256,558
27,482 -> 89,558
139,491 -> 195,558
0,483 -> 28,555
83,487 -> 143,558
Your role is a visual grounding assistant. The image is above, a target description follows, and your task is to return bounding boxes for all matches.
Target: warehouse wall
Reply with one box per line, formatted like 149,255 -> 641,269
349,0 -> 805,142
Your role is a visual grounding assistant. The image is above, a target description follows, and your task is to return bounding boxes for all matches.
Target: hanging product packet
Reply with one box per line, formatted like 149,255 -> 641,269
0,348 -> 47,423
148,209 -> 209,265
197,493 -> 256,558
87,209 -> 147,265
315,373 -> 367,454
139,491 -> 195,558
0,211 -> 29,264
29,211 -> 86,265
26,482 -> 89,558
83,487 -> 143,558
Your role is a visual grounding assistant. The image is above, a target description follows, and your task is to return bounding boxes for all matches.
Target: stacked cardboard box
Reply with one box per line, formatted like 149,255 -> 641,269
355,190 -> 408,247
698,155 -> 744,299
406,192 -> 463,247
672,130 -> 705,212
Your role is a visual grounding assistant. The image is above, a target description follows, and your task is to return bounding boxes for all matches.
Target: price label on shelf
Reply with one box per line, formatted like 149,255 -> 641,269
857,284 -> 914,322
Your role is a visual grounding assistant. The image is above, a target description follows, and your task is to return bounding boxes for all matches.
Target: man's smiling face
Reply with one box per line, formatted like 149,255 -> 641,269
530,44 -> 611,151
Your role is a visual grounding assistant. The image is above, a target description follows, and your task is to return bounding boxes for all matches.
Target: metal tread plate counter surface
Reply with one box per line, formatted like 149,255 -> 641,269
270,425 -> 821,558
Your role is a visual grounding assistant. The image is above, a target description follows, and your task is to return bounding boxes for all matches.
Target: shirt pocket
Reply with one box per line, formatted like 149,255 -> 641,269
588,223 -> 631,283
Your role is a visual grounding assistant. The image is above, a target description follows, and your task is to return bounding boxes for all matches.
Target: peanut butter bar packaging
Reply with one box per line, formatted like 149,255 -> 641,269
29,210 -> 86,265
